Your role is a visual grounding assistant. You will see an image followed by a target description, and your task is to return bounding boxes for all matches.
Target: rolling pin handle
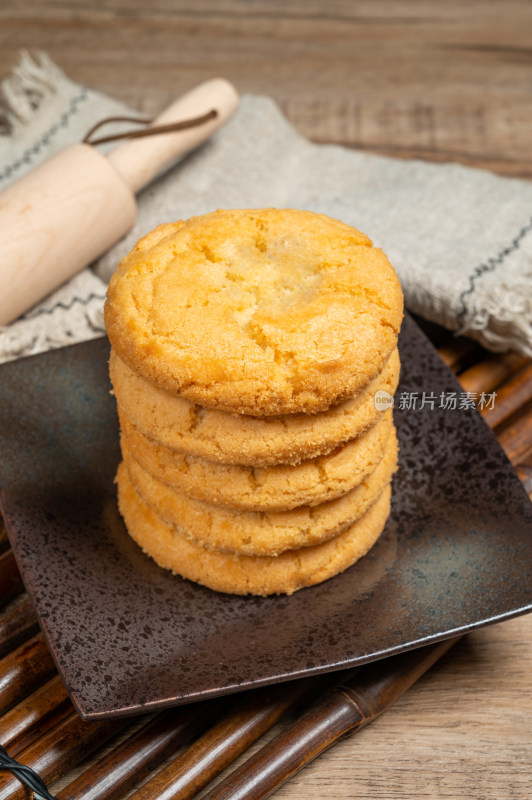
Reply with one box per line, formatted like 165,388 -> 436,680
107,78 -> 239,194
0,79 -> 238,326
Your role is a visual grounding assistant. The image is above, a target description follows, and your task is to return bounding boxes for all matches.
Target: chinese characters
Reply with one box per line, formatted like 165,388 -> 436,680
396,391 -> 496,411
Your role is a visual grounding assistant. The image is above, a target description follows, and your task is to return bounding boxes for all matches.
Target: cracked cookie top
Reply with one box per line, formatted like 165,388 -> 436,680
104,209 -> 403,415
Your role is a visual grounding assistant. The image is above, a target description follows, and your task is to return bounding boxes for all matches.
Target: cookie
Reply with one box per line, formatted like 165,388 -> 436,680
110,347 -> 400,467
117,461 -> 392,596
120,408 -> 394,512
123,426 -> 398,556
105,209 -> 403,415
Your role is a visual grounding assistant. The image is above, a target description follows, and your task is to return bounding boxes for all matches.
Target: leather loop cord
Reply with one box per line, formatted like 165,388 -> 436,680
82,109 -> 218,146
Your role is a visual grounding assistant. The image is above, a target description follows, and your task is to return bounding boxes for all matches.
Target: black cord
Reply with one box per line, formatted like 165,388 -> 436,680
0,744 -> 58,800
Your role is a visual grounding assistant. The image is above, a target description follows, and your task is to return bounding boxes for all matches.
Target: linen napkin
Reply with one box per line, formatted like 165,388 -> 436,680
1,51 -> 531,365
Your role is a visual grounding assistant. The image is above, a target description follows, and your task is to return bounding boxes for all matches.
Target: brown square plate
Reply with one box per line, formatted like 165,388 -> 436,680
1,315 -> 531,719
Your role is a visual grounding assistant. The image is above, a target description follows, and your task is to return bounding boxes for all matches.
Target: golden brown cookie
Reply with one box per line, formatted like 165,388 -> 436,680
120,409 -> 394,512
110,347 -> 400,467
105,209 -> 403,415
123,426 -> 398,556
117,461 -> 392,596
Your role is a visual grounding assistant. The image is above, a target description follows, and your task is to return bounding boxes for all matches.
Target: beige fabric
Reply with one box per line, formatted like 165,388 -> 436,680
1,52 -> 531,363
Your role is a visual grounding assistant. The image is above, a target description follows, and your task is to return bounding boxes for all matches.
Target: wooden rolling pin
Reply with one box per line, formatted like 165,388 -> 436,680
0,78 -> 239,326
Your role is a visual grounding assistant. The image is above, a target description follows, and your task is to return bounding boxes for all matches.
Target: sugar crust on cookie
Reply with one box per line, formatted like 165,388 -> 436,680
123,427 -> 398,556
119,408 -> 394,512
105,209 -> 403,415
110,347 -> 400,466
117,462 -> 392,596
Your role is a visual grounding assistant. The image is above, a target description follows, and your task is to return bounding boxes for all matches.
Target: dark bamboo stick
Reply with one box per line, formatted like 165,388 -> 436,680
0,340 -> 526,800
458,352 -> 528,394
128,678 -> 318,800
515,455 -> 532,498
482,361 -> 532,429
0,594 -> 39,659
0,550 -> 23,608
497,413 -> 532,465
409,315 -> 451,348
438,336 -> 483,372
0,711 -> 128,800
195,361 -> 531,799
0,675 -> 71,756
0,520 -> 8,554
57,697 -> 231,800
197,352 -> 531,800
0,633 -> 56,716
201,638 -> 459,800
120,350 -> 532,800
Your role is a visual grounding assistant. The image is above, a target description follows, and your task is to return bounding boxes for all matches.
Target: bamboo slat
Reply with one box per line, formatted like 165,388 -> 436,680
458,353 -> 528,395
128,679 -> 318,800
0,524 -> 8,555
0,552 -> 23,609
0,595 -> 39,660
437,337 -> 483,372
0,330 -> 530,800
0,635 -> 56,717
482,362 -> 532,429
497,414 -> 532,466
0,676 -> 71,756
57,699 -> 230,800
0,713 -> 127,800
200,638 -> 458,800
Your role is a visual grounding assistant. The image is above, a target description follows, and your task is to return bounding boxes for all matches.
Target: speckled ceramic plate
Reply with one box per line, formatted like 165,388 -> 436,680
1,315 -> 531,719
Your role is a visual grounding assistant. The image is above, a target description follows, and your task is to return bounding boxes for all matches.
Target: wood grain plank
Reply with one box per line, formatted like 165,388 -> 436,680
0,4 -> 531,798
1,1 -> 532,175
271,617 -> 532,800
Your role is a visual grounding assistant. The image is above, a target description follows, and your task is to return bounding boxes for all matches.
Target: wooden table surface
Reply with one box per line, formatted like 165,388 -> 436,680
1,2 -> 531,798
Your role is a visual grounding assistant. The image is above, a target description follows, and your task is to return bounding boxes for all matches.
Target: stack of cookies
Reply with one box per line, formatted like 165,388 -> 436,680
104,209 -> 403,596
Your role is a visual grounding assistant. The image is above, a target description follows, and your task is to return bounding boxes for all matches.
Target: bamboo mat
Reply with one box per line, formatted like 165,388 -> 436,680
0,317 -> 531,800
